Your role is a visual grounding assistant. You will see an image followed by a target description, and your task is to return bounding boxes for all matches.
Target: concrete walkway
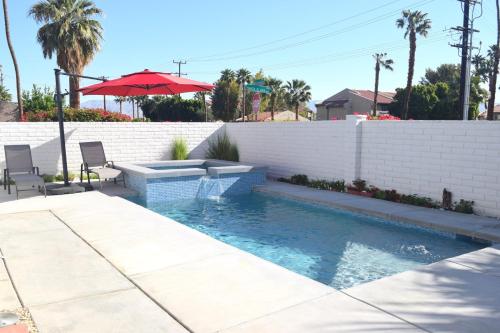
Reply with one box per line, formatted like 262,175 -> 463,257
256,181 -> 500,243
0,190 -> 499,332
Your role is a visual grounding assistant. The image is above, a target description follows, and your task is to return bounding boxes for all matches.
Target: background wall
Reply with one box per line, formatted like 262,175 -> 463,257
1,119 -> 499,217
0,122 -> 223,175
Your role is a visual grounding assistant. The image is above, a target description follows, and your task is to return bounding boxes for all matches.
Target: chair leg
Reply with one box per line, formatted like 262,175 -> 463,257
80,165 -> 84,184
15,185 -> 19,200
87,170 -> 91,185
43,184 -> 47,198
3,169 -> 6,190
7,177 -> 11,195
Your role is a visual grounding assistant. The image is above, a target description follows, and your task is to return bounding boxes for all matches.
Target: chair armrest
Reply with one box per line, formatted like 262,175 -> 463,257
106,161 -> 115,168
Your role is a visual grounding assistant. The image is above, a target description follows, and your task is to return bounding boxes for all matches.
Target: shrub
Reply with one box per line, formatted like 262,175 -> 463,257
171,138 -> 189,160
309,179 -> 346,192
454,200 -> 474,214
22,85 -> 56,112
23,108 -> 132,122
290,174 -> 309,186
206,132 -> 239,162
351,179 -> 367,192
400,194 -> 440,208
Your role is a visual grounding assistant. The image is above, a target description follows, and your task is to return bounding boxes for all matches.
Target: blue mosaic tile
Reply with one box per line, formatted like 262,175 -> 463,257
127,171 -> 266,203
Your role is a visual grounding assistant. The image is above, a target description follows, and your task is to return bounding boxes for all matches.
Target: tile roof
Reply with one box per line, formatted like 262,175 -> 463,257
352,90 -> 394,104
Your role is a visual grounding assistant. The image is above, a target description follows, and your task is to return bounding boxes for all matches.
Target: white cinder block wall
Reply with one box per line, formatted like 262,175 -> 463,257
226,121 -> 350,180
0,122 -> 224,175
359,121 -> 500,217
1,119 -> 499,217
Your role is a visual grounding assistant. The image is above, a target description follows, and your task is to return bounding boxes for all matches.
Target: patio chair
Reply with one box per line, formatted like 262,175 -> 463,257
79,141 -> 125,190
3,145 -> 46,199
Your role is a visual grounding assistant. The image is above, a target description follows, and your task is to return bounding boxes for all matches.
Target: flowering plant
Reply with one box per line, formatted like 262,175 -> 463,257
22,108 -> 133,122
367,114 -> 400,121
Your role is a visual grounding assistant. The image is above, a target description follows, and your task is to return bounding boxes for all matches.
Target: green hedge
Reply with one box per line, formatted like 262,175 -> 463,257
23,108 -> 134,122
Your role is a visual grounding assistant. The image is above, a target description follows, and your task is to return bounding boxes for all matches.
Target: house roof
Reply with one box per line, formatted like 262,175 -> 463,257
317,88 -> 395,107
351,90 -> 394,104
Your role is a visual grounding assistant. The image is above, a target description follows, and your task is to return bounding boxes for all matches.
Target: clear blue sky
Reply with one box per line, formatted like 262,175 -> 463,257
0,0 -> 497,103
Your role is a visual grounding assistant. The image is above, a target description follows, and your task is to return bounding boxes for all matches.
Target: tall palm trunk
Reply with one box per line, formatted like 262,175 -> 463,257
2,0 -> 23,118
295,104 -> 299,121
487,0 -> 500,120
373,62 -> 380,116
131,100 -> 135,118
119,100 -> 122,114
271,96 -> 275,121
69,74 -> 80,108
403,31 -> 416,120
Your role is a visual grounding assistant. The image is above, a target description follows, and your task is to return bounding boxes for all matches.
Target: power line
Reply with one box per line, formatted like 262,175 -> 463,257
188,32 -> 453,75
173,60 -> 187,77
188,0 -> 405,61
188,0 -> 436,63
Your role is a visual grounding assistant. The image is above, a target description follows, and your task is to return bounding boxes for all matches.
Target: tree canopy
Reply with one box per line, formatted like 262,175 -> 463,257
389,64 -> 486,120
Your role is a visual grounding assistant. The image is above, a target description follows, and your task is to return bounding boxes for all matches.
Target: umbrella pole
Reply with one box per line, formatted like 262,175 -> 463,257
54,68 -> 70,186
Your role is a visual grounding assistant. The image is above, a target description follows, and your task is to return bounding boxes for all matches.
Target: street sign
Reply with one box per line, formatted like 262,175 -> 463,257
253,79 -> 265,86
246,84 -> 272,94
252,93 -> 261,114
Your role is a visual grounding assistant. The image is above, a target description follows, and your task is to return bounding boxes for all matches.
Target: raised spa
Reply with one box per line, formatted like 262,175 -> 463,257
115,160 -> 267,202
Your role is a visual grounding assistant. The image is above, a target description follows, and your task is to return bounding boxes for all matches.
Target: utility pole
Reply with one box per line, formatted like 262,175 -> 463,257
172,60 -> 187,77
451,0 -> 481,120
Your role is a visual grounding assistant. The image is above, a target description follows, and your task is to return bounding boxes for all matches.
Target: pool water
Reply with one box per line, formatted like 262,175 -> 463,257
127,192 -> 485,289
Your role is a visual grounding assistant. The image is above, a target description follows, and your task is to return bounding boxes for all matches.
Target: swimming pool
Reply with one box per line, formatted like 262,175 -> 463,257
128,192 -> 485,289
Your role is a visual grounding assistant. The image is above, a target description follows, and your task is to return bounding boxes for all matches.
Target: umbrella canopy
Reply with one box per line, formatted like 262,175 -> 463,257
80,69 -> 213,96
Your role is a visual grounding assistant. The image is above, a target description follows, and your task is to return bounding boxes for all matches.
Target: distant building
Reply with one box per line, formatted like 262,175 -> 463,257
315,89 -> 395,120
236,110 -> 310,122
478,105 -> 500,120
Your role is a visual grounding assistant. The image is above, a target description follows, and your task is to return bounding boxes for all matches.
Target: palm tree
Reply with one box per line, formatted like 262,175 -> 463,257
29,0 -> 103,109
487,0 -> 500,120
266,78 -> 283,121
396,10 -> 431,119
372,53 -> 394,116
2,0 -> 23,118
236,68 -> 252,120
220,69 -> 236,82
285,79 -> 312,121
114,96 -> 126,114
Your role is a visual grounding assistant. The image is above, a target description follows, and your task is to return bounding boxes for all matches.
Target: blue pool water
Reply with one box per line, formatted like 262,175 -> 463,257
128,192 -> 485,289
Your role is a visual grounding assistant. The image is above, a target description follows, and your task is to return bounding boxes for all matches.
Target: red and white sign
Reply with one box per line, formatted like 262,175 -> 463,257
252,93 -> 261,114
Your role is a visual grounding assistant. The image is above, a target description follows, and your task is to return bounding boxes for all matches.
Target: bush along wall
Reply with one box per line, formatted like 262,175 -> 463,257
22,108 -> 136,122
278,175 -> 474,215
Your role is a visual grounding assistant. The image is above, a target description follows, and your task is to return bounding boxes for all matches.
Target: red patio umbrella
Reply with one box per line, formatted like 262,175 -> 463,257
79,69 -> 213,96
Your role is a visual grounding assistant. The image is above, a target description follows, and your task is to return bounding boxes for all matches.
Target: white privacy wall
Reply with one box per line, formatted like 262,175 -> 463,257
226,121 -> 352,180
359,121 -> 500,217
0,119 -> 499,217
227,118 -> 500,218
0,122 -> 224,174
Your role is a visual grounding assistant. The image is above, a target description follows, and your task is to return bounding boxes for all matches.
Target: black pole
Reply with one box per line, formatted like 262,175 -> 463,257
54,68 -> 70,186
459,0 -> 470,118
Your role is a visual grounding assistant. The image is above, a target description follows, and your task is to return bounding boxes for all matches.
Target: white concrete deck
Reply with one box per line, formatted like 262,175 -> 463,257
0,185 -> 499,332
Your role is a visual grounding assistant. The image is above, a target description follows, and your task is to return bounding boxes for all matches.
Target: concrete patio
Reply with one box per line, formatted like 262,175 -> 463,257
0,184 -> 499,332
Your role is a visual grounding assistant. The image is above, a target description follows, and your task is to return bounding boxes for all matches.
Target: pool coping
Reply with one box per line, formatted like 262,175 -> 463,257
115,159 -> 267,179
255,181 -> 500,244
